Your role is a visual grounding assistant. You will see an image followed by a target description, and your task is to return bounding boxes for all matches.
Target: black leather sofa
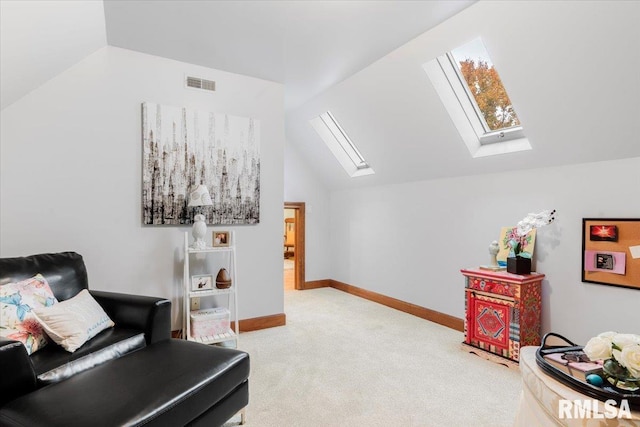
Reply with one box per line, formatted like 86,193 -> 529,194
0,252 -> 249,426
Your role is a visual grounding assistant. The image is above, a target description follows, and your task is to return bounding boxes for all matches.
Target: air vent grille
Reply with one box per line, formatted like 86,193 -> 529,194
186,76 -> 216,92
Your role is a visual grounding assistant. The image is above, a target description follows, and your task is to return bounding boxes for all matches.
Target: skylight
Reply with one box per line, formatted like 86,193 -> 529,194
310,111 -> 374,178
450,38 -> 521,134
424,37 -> 531,157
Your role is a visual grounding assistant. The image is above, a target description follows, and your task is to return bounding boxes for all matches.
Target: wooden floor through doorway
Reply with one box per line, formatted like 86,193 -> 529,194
284,258 -> 295,290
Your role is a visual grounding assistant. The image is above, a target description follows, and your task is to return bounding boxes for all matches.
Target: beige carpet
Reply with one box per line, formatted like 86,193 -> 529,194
225,288 -> 521,426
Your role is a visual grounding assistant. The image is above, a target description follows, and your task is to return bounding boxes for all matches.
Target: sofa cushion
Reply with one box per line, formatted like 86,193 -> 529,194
0,252 -> 88,302
31,328 -> 145,385
33,289 -> 114,352
0,274 -> 58,355
0,339 -> 250,427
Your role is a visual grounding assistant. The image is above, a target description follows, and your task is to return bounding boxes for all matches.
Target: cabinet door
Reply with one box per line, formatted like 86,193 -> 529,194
519,283 -> 542,347
467,291 -> 512,352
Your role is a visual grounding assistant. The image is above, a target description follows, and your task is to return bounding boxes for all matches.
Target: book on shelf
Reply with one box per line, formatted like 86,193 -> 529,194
543,352 -> 603,381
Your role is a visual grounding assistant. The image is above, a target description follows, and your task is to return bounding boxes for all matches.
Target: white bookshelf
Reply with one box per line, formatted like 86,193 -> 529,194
182,231 -> 239,346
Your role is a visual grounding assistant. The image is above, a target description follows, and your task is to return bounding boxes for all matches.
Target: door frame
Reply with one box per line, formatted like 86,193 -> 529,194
284,202 -> 305,290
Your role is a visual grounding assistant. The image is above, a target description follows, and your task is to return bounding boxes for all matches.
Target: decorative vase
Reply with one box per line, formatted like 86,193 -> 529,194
507,256 -> 531,275
602,359 -> 640,392
216,268 -> 232,289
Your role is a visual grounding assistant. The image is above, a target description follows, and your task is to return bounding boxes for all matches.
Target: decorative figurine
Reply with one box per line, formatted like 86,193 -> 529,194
480,240 -> 506,271
489,240 -> 500,267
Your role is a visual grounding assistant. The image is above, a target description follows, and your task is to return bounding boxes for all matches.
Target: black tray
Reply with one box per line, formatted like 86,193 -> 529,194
536,332 -> 640,410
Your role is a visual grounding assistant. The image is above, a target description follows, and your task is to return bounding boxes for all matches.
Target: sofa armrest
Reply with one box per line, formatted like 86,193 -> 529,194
0,338 -> 37,406
90,291 -> 171,345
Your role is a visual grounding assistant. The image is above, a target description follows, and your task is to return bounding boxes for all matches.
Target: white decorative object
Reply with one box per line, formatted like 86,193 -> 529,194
188,185 -> 213,249
489,240 -> 500,267
480,240 -> 506,271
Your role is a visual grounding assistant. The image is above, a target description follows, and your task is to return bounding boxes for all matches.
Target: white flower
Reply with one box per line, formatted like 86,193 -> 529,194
515,209 -> 556,237
516,223 -> 533,236
613,348 -> 623,364
597,331 -> 617,342
618,344 -> 640,379
612,333 -> 640,349
584,336 -> 613,361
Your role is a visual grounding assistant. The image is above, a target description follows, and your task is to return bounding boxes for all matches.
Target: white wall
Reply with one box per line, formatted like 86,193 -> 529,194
283,138 -> 331,281
330,157 -> 640,344
0,46 -> 285,328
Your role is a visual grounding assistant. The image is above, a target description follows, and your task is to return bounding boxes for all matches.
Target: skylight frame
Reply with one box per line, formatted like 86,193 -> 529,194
320,111 -> 369,170
424,38 -> 531,158
310,111 -> 374,178
443,52 -> 490,135
442,52 -> 525,145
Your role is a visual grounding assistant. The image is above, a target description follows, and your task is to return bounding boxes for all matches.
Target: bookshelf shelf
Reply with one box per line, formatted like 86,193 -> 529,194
186,329 -> 237,345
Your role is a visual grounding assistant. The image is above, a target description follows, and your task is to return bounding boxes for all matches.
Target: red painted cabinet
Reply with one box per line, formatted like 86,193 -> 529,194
461,268 -> 544,362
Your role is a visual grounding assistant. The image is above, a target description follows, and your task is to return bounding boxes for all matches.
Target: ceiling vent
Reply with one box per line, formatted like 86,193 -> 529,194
186,76 -> 216,92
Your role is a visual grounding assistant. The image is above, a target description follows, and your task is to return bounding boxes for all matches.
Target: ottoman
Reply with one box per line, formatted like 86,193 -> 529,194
0,339 -> 249,426
514,346 -> 639,426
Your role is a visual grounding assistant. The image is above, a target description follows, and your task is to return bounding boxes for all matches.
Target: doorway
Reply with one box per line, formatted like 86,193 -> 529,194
283,202 -> 305,290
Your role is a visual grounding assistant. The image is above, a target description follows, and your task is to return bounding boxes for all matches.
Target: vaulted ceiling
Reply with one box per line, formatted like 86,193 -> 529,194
1,0 -> 474,111
103,0 -> 475,110
2,1 -> 639,191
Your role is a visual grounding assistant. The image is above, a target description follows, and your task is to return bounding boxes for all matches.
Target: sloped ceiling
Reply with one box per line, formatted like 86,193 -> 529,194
0,1 -> 107,110
2,1 -> 638,191
102,0 -> 475,110
287,1 -> 640,190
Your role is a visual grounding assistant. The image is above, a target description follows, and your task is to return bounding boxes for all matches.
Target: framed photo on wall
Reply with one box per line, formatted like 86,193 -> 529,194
582,218 -> 640,290
191,274 -> 213,292
213,231 -> 230,247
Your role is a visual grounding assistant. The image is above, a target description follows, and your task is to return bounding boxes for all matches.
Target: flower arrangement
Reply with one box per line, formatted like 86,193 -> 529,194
506,209 -> 556,258
584,332 -> 640,391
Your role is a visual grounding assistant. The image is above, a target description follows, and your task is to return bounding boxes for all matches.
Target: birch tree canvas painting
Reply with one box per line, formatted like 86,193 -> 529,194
142,102 -> 260,225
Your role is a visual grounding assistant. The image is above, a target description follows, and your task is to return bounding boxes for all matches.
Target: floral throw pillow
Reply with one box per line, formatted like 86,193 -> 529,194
0,274 -> 58,355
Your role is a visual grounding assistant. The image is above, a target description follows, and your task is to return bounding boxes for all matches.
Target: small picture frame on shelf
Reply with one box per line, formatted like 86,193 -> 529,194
213,231 -> 230,247
191,274 -> 213,291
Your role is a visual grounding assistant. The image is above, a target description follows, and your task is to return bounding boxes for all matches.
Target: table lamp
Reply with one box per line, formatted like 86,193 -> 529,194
187,184 -> 213,249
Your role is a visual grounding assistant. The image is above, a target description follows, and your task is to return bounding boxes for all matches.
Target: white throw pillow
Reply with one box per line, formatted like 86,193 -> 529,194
33,289 -> 114,353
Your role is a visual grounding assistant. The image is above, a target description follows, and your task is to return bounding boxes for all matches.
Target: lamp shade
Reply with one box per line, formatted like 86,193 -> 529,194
187,185 -> 213,207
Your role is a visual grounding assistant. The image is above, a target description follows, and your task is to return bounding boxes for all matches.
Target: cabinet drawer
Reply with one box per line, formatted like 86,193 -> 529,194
466,289 -> 514,305
466,276 -> 518,298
